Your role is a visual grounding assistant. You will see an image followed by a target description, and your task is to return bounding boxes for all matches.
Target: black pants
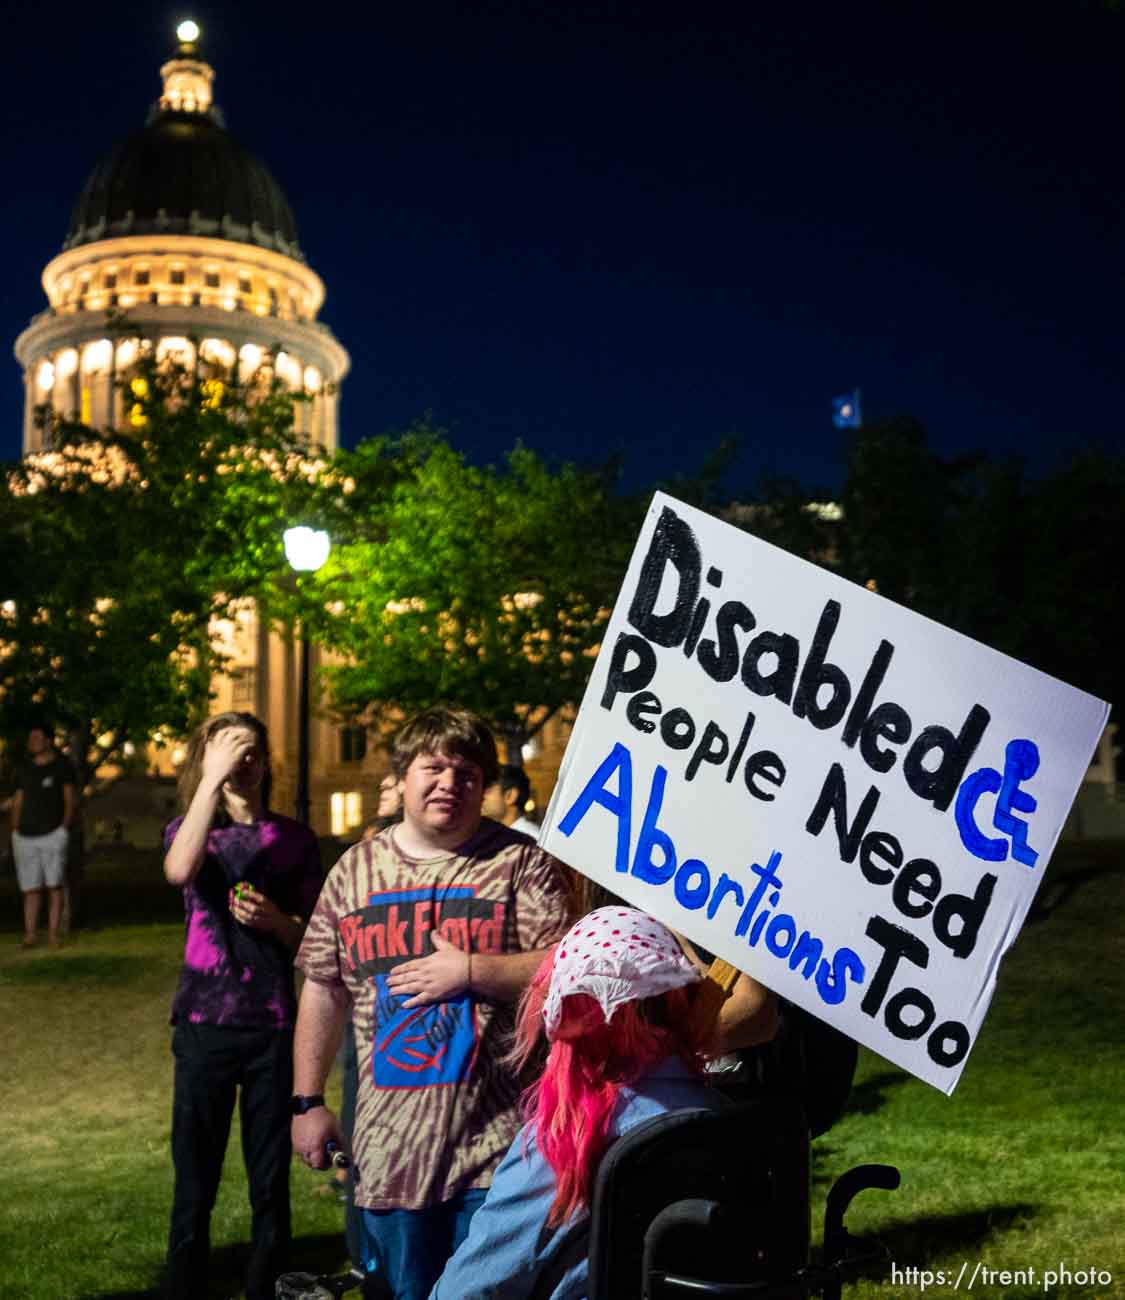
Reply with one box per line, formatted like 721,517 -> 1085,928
165,1022 -> 294,1300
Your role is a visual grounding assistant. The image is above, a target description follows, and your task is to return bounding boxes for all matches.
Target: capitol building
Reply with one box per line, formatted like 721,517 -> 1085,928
15,23 -> 348,456
10,22 -> 379,837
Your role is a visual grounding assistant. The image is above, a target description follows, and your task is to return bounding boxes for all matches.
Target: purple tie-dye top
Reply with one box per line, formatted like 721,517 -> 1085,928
165,812 -> 324,1029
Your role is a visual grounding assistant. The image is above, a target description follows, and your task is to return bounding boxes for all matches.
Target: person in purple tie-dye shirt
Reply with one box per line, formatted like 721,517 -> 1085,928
161,711 -> 323,1300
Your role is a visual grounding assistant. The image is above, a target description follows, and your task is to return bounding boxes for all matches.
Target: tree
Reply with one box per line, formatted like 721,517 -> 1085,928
1018,449 -> 1125,709
0,350 -> 339,786
299,430 -> 639,761
835,418 -> 1124,710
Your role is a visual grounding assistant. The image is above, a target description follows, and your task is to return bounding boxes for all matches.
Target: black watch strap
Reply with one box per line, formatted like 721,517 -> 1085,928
290,1093 -> 326,1115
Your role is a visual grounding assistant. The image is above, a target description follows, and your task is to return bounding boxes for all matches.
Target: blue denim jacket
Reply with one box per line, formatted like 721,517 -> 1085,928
429,1057 -> 723,1300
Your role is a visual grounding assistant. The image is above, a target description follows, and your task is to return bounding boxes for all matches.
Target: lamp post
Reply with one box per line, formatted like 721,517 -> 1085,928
283,526 -> 331,826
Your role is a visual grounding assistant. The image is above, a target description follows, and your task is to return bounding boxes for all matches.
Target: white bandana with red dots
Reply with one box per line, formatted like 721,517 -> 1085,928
543,906 -> 702,1039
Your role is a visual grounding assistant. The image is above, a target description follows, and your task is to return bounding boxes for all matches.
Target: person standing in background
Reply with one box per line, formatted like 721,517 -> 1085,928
481,763 -> 540,836
162,711 -> 323,1300
11,722 -> 75,949
361,771 -> 403,842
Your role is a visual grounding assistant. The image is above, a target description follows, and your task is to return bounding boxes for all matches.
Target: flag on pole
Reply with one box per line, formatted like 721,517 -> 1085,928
832,389 -> 862,428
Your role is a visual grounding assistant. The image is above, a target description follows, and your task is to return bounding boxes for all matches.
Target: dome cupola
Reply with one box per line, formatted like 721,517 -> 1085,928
64,22 -> 303,262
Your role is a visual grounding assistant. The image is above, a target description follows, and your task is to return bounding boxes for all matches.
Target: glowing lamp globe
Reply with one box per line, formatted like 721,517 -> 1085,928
176,20 -> 200,43
283,526 -> 331,573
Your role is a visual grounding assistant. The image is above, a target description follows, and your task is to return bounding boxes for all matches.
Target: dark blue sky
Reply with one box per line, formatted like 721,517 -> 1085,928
3,1 -> 1122,492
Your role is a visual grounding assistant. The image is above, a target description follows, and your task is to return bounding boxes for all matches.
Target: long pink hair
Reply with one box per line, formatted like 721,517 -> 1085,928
511,946 -> 712,1226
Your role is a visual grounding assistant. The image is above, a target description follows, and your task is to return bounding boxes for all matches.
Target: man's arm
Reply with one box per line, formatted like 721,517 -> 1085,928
164,729 -> 254,886
468,946 -> 552,1003
164,785 -> 222,887
290,977 -> 351,1169
385,933 -> 554,1009
61,781 -> 76,830
10,790 -> 21,832
716,973 -> 779,1051
677,936 -> 779,1051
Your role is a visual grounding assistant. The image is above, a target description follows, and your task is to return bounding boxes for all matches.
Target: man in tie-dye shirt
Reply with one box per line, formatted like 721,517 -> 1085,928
292,707 -> 572,1300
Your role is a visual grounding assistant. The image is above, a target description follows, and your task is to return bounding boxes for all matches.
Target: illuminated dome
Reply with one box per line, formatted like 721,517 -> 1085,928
65,112 -> 303,261
63,31 -> 302,261
14,20 -> 349,456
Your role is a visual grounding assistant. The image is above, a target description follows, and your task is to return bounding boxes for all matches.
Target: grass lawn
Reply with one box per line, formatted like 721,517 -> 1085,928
0,840 -> 1122,1299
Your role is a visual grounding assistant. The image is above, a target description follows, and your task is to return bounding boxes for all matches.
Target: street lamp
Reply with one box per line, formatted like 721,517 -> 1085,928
283,526 -> 331,826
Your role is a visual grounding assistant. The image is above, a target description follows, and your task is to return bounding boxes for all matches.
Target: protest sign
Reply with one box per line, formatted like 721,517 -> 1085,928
539,493 -> 1109,1092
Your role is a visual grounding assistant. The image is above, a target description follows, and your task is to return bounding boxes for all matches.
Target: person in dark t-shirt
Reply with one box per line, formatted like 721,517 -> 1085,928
161,712 -> 323,1300
10,724 -> 75,948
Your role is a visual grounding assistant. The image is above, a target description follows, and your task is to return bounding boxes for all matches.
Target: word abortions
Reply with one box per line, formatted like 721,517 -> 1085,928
559,741 -> 974,1068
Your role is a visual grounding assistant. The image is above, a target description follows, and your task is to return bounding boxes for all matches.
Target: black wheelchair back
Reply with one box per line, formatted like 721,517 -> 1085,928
586,1097 -> 898,1300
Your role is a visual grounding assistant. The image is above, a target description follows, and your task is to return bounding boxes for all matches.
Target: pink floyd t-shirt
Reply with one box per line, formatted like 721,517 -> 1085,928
165,813 -> 324,1029
296,820 -> 572,1210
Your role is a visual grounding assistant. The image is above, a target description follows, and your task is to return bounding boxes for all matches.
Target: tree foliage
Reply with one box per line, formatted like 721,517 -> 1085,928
301,429 -> 639,758
746,417 -> 1125,712
0,354 -> 335,779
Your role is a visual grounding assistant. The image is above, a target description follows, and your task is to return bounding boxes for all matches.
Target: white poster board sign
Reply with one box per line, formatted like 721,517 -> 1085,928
540,493 -> 1109,1093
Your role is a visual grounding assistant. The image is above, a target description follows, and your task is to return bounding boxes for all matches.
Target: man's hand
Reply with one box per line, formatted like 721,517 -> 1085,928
201,727 -> 257,790
230,883 -> 282,932
386,932 -> 470,1008
292,1106 -> 345,1170
230,883 -> 306,951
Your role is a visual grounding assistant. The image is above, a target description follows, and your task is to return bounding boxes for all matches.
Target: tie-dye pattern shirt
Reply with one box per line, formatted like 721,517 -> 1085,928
296,820 -> 572,1211
165,812 -> 324,1029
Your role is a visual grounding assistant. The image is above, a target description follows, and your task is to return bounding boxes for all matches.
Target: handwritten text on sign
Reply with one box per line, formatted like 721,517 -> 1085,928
539,494 -> 1108,1093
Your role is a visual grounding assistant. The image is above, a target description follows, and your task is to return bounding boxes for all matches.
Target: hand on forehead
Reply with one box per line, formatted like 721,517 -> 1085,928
214,725 -> 258,750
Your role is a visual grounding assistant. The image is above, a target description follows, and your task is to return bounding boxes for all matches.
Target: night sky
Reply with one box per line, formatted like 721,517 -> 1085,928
3,1 -> 1122,493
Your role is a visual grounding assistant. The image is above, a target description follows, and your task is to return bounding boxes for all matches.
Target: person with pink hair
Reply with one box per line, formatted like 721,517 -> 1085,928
429,905 -> 748,1299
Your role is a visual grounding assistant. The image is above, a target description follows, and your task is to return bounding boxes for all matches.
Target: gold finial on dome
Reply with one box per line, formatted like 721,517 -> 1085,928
160,20 -> 213,115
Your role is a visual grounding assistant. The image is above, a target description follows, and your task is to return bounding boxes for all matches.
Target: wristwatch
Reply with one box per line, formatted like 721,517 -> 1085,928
290,1093 -> 326,1115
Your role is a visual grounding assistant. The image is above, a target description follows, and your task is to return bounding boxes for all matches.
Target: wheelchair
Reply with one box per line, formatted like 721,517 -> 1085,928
278,1096 -> 897,1299
587,1096 -> 898,1299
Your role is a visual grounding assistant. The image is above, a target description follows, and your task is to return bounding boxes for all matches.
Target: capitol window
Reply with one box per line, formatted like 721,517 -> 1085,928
339,726 -> 368,763
238,343 -> 264,379
134,267 -> 150,286
204,270 -> 220,288
170,267 -> 186,285
200,338 -> 236,368
330,791 -> 364,836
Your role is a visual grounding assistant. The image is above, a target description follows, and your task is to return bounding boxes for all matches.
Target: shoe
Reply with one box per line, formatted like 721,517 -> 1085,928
20,935 -> 37,949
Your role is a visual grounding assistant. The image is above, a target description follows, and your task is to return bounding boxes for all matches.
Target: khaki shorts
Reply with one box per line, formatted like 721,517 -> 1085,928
12,826 -> 68,891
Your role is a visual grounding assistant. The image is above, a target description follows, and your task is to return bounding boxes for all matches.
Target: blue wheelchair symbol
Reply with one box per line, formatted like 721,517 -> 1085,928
955,739 -> 1040,868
